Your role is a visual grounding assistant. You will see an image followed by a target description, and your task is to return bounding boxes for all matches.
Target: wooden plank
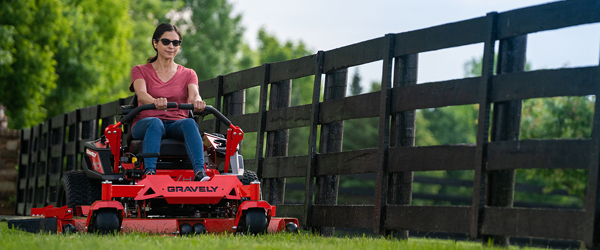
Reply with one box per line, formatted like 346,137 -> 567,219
262,155 -> 308,178
222,66 -> 264,94
198,77 -> 219,99
374,34 -> 395,234
197,119 -> 216,134
270,54 -> 317,82
219,113 -> 260,134
584,64 -> 600,248
394,16 -> 487,56
243,158 -> 256,172
99,99 -> 121,119
482,207 -> 587,241
265,104 -> 312,132
488,140 -> 590,170
384,205 -> 471,233
64,142 -> 76,155
491,67 -> 598,102
470,12 -> 498,239
322,37 -> 384,73
254,63 -> 270,180
315,149 -> 378,176
310,205 -> 374,229
277,204 -> 305,223
319,92 -> 380,124
79,105 -> 98,122
304,51 -> 325,229
50,115 -> 65,129
392,77 -> 480,112
497,0 -> 600,39
388,145 -> 476,172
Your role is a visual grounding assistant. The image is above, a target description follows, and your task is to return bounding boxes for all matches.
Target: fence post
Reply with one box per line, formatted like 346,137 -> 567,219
46,115 -> 66,208
222,89 -> 245,154
314,68 -> 348,236
263,79 -> 291,205
374,33 -> 396,234
304,51 -> 325,230
15,128 -> 31,215
470,11 -> 498,241
584,37 -> 600,249
483,35 -> 527,246
387,53 -> 418,238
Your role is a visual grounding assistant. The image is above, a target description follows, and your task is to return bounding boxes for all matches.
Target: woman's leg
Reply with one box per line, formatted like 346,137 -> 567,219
165,119 -> 205,175
131,117 -> 165,174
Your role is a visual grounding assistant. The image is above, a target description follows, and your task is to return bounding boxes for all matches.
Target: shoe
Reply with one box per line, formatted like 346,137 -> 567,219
144,169 -> 156,175
194,171 -> 210,182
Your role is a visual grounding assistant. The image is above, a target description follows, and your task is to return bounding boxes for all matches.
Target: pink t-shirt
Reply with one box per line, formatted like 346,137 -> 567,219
130,63 -> 199,128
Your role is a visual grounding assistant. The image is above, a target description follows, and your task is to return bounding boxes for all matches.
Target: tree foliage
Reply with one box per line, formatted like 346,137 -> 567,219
173,0 -> 244,81
45,0 -> 134,118
237,28 -> 313,158
1,0 -> 245,129
465,55 -> 592,199
0,0 -> 64,128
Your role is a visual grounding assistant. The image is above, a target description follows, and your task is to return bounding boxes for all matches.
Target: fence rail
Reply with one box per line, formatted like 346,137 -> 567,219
15,0 -> 600,248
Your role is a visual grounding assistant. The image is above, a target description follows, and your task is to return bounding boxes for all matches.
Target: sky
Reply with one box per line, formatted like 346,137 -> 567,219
229,0 -> 600,91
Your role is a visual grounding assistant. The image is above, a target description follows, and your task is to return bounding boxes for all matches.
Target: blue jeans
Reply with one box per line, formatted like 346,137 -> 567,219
131,118 -> 205,174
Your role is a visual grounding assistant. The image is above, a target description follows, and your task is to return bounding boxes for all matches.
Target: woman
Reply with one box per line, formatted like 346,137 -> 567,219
130,23 -> 209,181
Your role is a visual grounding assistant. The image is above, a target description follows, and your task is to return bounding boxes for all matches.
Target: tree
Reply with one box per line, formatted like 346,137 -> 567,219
129,0 -> 182,67
464,55 -> 590,198
238,28 -> 313,158
173,0 -> 244,81
45,0 -> 134,118
0,0 -> 64,128
349,68 -> 363,96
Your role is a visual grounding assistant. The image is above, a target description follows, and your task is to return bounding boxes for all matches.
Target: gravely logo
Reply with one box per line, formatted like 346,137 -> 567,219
86,149 -> 104,174
86,149 -> 97,158
167,186 -> 218,192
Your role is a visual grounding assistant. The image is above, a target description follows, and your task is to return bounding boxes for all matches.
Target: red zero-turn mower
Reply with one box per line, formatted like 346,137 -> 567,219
9,102 -> 299,235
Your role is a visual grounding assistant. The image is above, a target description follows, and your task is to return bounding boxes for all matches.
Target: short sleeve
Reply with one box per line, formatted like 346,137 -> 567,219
188,68 -> 199,87
130,66 -> 144,92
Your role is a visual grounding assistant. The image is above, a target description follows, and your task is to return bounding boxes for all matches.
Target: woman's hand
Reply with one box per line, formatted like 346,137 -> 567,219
192,99 -> 206,113
154,97 -> 168,110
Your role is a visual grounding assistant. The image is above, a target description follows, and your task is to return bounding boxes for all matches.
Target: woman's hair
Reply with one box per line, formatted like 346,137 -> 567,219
147,23 -> 183,63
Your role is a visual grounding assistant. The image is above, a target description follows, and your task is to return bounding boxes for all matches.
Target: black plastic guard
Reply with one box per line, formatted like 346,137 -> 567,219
7,218 -> 58,233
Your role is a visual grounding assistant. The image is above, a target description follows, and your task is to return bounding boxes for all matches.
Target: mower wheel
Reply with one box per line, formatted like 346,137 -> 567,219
63,223 -> 76,234
193,223 -> 206,234
241,170 -> 259,185
285,222 -> 299,233
59,170 -> 92,209
179,223 -> 193,235
95,209 -> 120,234
245,208 -> 267,235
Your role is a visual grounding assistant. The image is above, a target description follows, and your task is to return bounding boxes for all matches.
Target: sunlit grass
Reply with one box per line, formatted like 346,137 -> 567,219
0,221 -> 549,250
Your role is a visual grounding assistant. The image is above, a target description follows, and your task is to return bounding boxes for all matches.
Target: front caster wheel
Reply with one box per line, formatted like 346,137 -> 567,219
94,209 -> 120,234
245,208 -> 267,235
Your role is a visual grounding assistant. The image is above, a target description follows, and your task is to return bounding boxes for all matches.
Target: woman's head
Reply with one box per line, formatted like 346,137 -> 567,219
147,23 -> 183,63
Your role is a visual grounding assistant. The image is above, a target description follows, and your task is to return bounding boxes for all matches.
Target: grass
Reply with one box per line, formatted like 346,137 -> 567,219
0,221 -> 546,250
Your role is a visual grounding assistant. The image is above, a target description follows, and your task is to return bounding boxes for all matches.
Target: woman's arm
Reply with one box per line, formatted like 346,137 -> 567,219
133,79 -> 167,110
188,84 -> 205,112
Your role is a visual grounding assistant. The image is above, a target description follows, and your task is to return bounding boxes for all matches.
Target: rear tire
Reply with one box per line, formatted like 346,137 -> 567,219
58,171 -> 91,209
241,170 -> 259,185
245,208 -> 267,235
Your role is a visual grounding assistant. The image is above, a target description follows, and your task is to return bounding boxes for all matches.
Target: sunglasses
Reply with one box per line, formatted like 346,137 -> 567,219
159,38 -> 182,47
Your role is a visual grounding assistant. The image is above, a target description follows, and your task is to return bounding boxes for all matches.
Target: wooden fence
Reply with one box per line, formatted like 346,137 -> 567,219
15,0 -> 600,247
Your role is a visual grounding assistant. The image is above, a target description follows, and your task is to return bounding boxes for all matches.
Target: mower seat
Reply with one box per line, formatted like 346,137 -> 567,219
129,138 -> 188,157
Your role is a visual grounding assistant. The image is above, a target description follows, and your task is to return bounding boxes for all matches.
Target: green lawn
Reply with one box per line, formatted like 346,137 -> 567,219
0,221 -> 546,250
